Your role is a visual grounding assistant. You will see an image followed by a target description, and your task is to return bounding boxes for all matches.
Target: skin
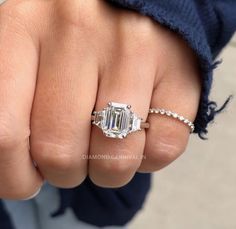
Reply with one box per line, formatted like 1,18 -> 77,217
0,0 -> 201,200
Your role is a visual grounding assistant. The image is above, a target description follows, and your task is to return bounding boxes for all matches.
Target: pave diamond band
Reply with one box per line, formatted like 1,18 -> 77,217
149,108 -> 195,133
92,102 -> 149,139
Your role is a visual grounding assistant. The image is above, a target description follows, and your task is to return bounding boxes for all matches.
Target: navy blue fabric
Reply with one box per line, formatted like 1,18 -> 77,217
0,201 -> 14,229
70,174 -> 151,226
108,0 -> 236,138
50,174 -> 151,227
1,1 -> 236,228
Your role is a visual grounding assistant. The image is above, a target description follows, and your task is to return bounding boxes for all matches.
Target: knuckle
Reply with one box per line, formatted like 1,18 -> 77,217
0,1 -> 36,38
0,129 -> 18,150
55,0 -> 95,30
89,151 -> 139,187
135,28 -> 155,46
118,15 -> 160,60
0,1 -> 30,23
90,177 -> 130,189
45,154 -> 75,172
147,137 -> 186,165
0,117 -> 28,151
120,31 -> 155,60
0,0 -> 46,39
32,141 -> 80,173
130,19 -> 156,43
95,155 -> 136,176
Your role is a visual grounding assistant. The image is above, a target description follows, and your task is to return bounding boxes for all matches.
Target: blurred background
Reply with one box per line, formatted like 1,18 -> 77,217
130,35 -> 236,229
0,0 -> 235,228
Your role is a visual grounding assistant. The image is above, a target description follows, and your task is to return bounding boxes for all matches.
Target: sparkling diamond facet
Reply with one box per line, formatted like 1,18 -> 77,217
160,109 -> 165,115
172,113 -> 178,118
178,116 -> 184,121
166,111 -> 172,116
99,102 -> 140,138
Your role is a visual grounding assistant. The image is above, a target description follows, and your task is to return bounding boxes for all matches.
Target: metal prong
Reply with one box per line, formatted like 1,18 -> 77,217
108,102 -> 112,106
127,104 -> 131,109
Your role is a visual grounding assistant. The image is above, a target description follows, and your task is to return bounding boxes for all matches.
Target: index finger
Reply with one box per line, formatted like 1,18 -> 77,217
0,5 -> 43,199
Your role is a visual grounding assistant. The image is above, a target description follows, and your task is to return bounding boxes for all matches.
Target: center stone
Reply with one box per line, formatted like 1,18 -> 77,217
101,102 -> 132,139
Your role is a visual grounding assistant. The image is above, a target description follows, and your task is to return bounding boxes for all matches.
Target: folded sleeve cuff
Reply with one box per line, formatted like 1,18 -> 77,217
108,0 -> 236,138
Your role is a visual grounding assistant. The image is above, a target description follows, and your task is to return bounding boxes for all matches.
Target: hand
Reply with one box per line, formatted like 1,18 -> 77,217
0,0 -> 201,199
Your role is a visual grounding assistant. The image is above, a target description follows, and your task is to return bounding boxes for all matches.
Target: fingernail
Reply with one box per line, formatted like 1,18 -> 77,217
21,187 -> 42,201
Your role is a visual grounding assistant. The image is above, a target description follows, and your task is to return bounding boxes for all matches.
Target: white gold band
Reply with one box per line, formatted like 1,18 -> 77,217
149,108 -> 195,133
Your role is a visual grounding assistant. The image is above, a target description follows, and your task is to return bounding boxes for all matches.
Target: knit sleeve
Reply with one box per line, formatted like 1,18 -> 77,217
107,0 -> 236,138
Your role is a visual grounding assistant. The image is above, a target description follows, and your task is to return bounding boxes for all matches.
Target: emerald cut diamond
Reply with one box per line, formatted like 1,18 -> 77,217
93,102 -> 142,139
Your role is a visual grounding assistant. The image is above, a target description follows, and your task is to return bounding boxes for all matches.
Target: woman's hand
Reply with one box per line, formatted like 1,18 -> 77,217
0,0 -> 201,199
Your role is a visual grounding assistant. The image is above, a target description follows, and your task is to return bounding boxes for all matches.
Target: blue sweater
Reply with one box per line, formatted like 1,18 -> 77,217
1,0 -> 236,228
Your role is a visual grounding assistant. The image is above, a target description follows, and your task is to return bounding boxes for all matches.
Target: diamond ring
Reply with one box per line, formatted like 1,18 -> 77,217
92,102 -> 149,139
149,108 -> 195,133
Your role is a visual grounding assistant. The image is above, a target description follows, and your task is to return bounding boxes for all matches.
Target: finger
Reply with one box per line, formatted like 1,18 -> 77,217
139,48 -> 201,172
89,50 -> 156,188
0,8 -> 43,199
30,28 -> 98,188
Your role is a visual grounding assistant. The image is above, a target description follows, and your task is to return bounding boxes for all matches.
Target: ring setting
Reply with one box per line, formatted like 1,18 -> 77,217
92,102 -> 148,139
92,101 -> 195,139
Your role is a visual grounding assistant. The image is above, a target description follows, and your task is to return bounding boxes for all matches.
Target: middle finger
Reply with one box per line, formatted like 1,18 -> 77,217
89,51 -> 156,188
30,28 -> 98,188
